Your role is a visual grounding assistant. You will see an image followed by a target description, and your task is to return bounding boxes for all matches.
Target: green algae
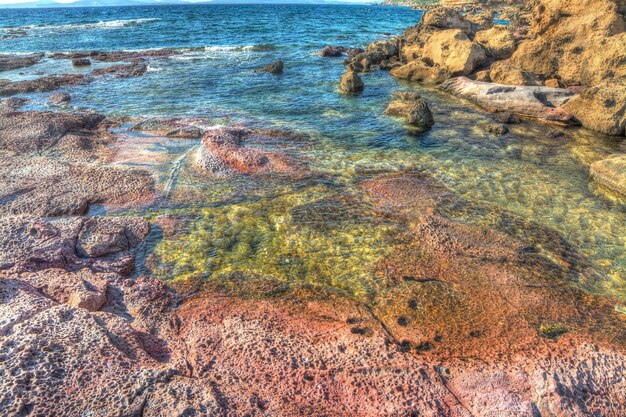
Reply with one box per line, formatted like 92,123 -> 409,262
149,184 -> 399,300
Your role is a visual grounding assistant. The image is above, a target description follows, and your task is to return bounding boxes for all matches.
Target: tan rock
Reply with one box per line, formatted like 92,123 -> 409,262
489,60 -> 539,86
474,26 -> 516,59
389,60 -> 450,83
510,0 -> 626,86
384,91 -> 434,128
590,154 -> 626,196
563,81 -> 626,135
422,29 -> 487,76
401,44 -> 423,61
339,70 -> 364,93
545,79 -> 561,88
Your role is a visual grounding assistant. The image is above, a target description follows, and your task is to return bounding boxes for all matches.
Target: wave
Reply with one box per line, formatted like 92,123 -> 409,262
2,18 -> 161,33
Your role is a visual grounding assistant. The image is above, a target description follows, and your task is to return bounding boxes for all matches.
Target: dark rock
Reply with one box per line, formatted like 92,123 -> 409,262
384,91 -> 434,128
0,74 -> 88,97
72,58 -> 91,67
0,54 -> 42,72
256,60 -> 284,74
49,92 -> 71,105
339,71 -> 364,93
485,123 -> 509,135
319,46 -> 346,57
91,62 -> 148,78
0,97 -> 29,109
493,112 -> 522,124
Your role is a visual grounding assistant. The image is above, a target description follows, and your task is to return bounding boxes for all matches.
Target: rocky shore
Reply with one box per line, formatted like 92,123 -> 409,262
1,2 -> 626,416
337,0 -> 626,197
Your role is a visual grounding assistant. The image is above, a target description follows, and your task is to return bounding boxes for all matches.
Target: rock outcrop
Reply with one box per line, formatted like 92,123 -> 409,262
0,110 -> 155,216
474,25 -> 516,59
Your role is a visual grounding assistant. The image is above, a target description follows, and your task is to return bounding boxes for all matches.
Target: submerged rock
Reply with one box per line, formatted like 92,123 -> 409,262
384,91 -> 434,128
91,62 -> 148,78
196,126 -> 308,176
256,60 -> 284,74
0,97 -> 29,109
484,123 -> 509,135
440,77 -> 577,124
72,57 -> 91,67
339,70 -> 364,93
0,54 -> 42,72
590,154 -> 626,197
0,74 -> 88,97
49,92 -> 71,105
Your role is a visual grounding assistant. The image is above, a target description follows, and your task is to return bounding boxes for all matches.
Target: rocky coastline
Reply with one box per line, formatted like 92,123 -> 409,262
1,1 -> 626,416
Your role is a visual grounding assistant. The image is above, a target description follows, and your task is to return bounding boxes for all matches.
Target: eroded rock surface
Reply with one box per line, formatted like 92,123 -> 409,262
384,91 -> 434,128
196,126 -> 309,176
440,77 -> 577,124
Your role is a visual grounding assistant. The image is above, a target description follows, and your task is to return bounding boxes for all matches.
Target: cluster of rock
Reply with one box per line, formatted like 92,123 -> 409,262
358,0 -> 626,195
0,49 -> 173,98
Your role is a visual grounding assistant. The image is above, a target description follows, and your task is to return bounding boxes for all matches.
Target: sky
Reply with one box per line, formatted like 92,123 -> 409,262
0,0 -> 371,4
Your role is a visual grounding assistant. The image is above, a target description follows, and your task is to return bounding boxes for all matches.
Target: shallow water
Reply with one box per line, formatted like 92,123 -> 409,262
1,4 -> 624,301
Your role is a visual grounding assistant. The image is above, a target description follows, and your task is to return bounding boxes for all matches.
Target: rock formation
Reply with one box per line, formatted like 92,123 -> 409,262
339,70 -> 365,93
384,91 -> 435,128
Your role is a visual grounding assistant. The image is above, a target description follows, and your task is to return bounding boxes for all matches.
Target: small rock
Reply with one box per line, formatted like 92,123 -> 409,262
384,91 -> 434,128
339,71 -> 364,93
49,92 -> 71,105
545,79 -> 561,88
0,97 -> 29,109
485,123 -> 509,135
257,60 -> 284,74
72,58 -> 91,67
319,46 -> 346,57
493,112 -> 521,124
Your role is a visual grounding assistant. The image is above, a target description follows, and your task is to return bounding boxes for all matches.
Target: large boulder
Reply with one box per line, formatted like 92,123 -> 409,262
509,0 -> 626,86
474,26 -> 516,59
422,29 -> 487,76
590,154 -> 626,196
562,82 -> 626,136
384,91 -> 434,128
339,71 -> 364,93
389,60 -> 450,84
440,77 -> 577,124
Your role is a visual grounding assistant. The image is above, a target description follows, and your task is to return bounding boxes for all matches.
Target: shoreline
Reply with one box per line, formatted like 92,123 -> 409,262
1,2 -> 626,415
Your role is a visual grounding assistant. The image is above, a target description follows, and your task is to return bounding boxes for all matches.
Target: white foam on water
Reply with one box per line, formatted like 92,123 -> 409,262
2,18 -> 161,33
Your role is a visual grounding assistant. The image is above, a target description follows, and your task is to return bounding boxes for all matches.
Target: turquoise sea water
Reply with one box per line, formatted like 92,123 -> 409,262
1,5 -> 625,301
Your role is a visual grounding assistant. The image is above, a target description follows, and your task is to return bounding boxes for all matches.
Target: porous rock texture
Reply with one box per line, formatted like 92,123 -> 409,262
0,54 -> 42,72
1,171 -> 625,416
0,110 -> 155,216
196,126 -> 310,176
